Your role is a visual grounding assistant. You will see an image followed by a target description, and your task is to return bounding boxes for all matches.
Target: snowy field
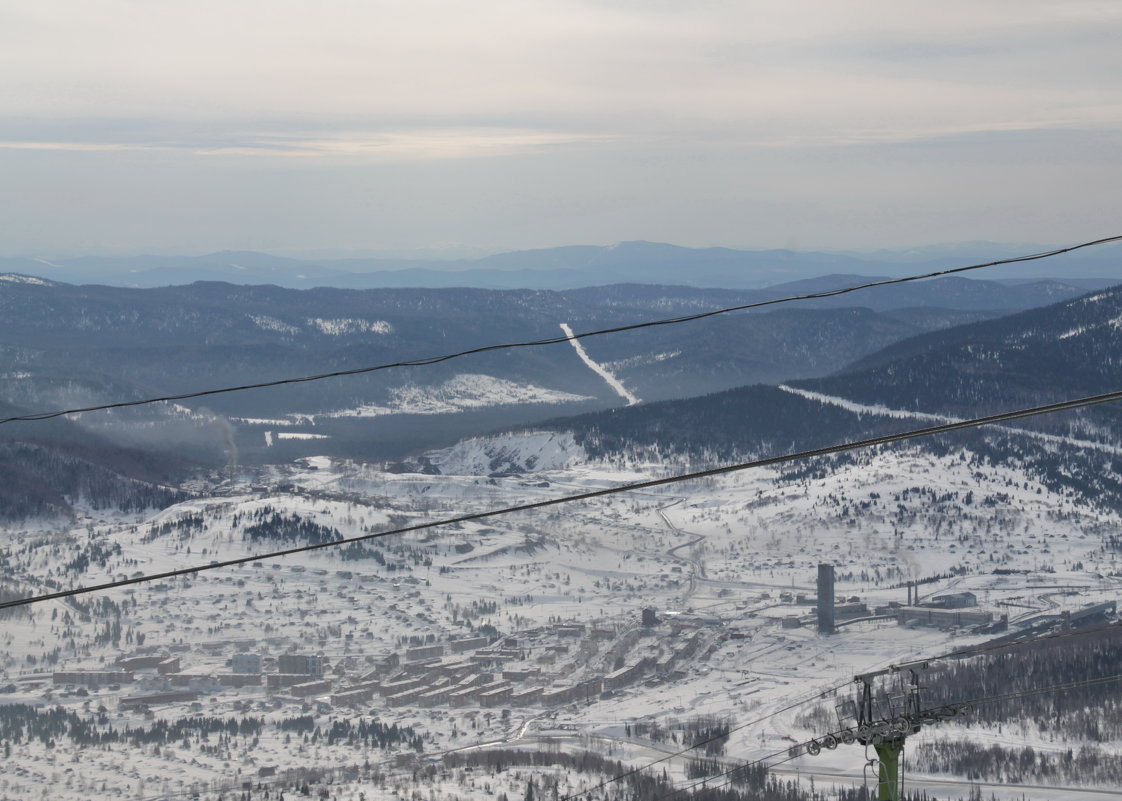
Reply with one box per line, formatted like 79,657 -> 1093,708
2,433 -> 1121,800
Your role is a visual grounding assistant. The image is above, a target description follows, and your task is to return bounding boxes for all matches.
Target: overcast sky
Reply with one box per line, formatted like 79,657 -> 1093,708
2,0 -> 1120,256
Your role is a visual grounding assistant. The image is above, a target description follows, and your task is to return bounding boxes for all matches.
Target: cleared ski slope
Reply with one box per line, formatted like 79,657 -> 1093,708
778,384 -> 1122,456
560,322 -> 640,406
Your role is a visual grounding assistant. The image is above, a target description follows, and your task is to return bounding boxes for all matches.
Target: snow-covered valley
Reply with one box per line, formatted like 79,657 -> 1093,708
2,433 -> 1120,801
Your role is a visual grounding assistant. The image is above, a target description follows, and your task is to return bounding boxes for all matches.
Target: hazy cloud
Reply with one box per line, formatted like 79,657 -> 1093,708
1,0 -> 1120,253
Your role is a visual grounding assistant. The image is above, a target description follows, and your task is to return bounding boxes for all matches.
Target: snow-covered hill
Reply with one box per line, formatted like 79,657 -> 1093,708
428,431 -> 585,476
2,442 -> 1119,799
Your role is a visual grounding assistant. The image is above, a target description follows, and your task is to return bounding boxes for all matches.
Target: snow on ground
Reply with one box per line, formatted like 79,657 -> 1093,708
2,444 -> 1121,800
0,274 -> 53,286
306,317 -> 393,335
429,431 -> 584,476
248,314 -> 300,335
605,350 -> 682,370
229,375 -> 594,432
320,374 -> 594,419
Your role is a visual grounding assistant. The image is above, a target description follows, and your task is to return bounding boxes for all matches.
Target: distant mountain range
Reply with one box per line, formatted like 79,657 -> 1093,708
4,240 -> 1121,290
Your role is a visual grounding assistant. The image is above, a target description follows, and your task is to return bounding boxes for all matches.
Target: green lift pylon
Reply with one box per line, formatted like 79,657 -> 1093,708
794,659 -> 969,801
872,739 -> 903,801
857,669 -> 917,801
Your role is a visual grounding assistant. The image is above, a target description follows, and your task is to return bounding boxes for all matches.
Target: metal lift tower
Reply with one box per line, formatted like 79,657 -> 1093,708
791,660 -> 969,800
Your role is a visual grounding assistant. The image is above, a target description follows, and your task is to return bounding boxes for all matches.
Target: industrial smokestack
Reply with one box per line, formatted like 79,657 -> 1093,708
817,564 -> 836,635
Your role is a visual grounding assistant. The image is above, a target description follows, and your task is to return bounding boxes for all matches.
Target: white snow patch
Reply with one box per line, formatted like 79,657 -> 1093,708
560,322 -> 640,406
0,273 -> 52,286
606,350 -> 682,370
1058,325 -> 1090,339
428,431 -> 585,475
275,432 -> 330,440
322,374 -> 592,418
306,317 -> 393,335
248,314 -> 301,335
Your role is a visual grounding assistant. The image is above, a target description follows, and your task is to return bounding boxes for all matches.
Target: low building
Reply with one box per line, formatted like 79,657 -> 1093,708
603,660 -> 651,692
53,671 -> 133,687
502,668 -> 541,682
471,650 -> 518,666
231,653 -> 262,674
267,673 -> 316,691
379,676 -> 427,696
386,688 -> 427,708
118,656 -> 166,671
332,686 -> 377,707
218,674 -> 262,688
416,686 -> 452,707
541,679 -> 603,707
290,680 -> 332,698
277,654 -> 322,677
168,674 -> 224,691
510,687 -> 542,706
449,637 -> 489,653
406,644 -> 444,662
469,680 -> 508,697
834,603 -> 870,620
402,659 -> 439,676
447,686 -> 479,708
433,659 -> 476,678
897,606 -> 992,628
479,685 -> 513,708
454,673 -> 494,689
930,592 -> 978,609
120,691 -> 197,710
